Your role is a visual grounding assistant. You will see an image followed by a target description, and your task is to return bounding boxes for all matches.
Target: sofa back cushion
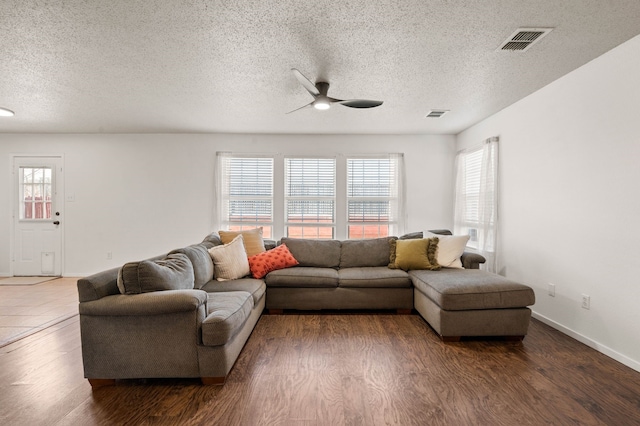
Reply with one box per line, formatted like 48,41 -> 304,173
169,244 -> 214,288
117,253 -> 195,294
280,238 -> 341,268
339,237 -> 395,268
201,232 -> 223,249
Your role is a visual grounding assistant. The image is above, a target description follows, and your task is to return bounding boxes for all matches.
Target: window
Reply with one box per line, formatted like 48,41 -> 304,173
347,157 -> 402,238
19,167 -> 53,220
217,155 -> 274,238
454,137 -> 498,271
285,158 -> 335,238
455,148 -> 483,248
216,153 -> 405,240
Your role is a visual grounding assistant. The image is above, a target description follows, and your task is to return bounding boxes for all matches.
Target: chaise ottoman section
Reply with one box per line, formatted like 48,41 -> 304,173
409,269 -> 535,341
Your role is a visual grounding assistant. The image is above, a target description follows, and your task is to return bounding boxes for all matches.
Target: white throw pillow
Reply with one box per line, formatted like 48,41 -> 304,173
207,234 -> 250,281
423,231 -> 470,269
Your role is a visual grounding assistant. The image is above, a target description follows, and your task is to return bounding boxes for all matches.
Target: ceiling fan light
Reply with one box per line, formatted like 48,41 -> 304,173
0,107 -> 15,117
313,99 -> 331,110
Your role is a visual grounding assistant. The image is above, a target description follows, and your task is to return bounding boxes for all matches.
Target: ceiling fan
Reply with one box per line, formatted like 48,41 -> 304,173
287,68 -> 383,114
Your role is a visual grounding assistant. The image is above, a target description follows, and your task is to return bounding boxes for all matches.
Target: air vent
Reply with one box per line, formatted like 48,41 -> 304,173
498,28 -> 553,52
426,109 -> 449,118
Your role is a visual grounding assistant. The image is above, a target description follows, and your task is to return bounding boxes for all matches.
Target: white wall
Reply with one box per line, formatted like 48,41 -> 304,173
0,133 -> 456,277
457,35 -> 640,371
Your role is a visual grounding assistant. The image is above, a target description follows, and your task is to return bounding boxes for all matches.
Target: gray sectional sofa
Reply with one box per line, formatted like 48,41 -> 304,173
76,230 -> 535,388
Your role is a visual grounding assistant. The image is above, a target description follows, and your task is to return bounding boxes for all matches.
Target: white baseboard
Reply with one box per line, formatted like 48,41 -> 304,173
62,273 -> 86,278
532,311 -> 640,373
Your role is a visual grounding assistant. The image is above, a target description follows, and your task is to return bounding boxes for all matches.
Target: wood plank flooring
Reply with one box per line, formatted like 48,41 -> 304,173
1,311 -> 640,425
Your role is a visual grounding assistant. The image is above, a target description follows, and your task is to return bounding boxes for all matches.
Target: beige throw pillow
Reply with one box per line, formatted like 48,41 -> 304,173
423,231 -> 470,268
219,228 -> 266,257
208,234 -> 250,281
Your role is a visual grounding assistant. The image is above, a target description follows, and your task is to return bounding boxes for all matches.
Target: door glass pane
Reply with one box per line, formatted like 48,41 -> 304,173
20,167 -> 53,220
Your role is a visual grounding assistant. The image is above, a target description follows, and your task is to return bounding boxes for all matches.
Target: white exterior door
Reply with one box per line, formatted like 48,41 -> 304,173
12,156 -> 63,276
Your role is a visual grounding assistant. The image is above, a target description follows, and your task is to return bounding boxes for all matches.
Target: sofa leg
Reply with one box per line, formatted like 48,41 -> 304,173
396,308 -> 412,315
88,379 -> 116,389
441,336 -> 461,342
201,376 -> 226,386
504,335 -> 525,342
268,309 -> 284,315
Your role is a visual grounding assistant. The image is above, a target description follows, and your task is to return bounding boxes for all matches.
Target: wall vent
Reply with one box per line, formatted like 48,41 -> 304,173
497,28 -> 553,52
426,109 -> 449,118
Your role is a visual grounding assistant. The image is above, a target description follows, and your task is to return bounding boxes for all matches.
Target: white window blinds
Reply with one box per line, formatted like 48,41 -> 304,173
347,156 -> 402,238
216,154 -> 274,238
285,158 -> 336,238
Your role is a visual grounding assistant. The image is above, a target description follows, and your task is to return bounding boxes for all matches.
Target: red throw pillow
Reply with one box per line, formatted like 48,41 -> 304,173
248,243 -> 299,279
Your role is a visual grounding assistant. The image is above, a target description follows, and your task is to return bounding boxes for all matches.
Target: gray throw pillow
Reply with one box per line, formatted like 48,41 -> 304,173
117,253 -> 195,294
169,244 -> 214,288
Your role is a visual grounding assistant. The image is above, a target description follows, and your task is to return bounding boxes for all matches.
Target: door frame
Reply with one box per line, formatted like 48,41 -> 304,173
10,154 -> 65,277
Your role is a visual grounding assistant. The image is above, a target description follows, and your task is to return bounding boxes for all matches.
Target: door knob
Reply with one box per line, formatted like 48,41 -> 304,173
53,221 -> 60,225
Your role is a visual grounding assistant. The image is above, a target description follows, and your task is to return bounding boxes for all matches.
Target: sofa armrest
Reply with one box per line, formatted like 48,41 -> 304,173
79,289 -> 208,316
77,267 -> 121,302
461,252 -> 486,269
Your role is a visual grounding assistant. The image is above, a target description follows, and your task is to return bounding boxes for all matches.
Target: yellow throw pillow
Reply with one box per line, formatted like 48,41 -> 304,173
390,238 -> 440,271
219,227 -> 266,257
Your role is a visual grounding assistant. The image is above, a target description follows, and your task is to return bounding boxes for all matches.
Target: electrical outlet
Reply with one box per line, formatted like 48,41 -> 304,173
581,294 -> 590,310
548,283 -> 556,297
107,252 -> 112,260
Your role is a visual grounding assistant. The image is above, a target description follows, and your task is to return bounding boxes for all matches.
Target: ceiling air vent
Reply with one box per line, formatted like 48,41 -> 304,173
498,28 -> 553,52
426,109 -> 449,118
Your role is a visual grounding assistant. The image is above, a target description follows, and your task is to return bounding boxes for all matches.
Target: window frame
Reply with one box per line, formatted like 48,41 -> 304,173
216,153 -> 405,240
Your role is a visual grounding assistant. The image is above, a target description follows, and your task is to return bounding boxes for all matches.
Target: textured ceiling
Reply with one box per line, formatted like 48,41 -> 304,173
1,0 -> 640,135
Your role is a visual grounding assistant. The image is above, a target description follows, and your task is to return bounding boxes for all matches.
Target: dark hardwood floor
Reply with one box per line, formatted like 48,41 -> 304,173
1,312 -> 639,425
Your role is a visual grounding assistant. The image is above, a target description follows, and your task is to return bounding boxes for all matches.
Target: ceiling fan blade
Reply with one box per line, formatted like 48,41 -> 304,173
339,99 -> 384,108
291,68 -> 320,97
286,101 -> 314,114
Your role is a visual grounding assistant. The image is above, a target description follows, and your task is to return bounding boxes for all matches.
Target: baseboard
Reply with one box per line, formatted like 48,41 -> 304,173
532,311 -> 640,373
62,273 -> 86,278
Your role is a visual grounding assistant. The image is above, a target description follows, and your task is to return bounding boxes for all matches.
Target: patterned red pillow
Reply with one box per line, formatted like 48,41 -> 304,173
247,243 -> 299,279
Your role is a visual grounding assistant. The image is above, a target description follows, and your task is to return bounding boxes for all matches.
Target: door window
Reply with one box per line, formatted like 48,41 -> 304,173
19,167 -> 53,220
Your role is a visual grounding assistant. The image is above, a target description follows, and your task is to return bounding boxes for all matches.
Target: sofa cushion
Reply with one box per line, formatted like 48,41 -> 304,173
117,253 -> 195,295
201,278 -> 266,306
389,238 -> 440,271
424,231 -> 470,269
409,269 -> 536,311
265,267 -> 339,288
202,291 -> 253,346
208,235 -> 250,281
219,228 -> 266,257
338,267 -> 411,288
201,232 -> 223,249
169,244 -> 214,288
248,243 -> 299,279
339,237 -> 395,268
280,238 -> 341,268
